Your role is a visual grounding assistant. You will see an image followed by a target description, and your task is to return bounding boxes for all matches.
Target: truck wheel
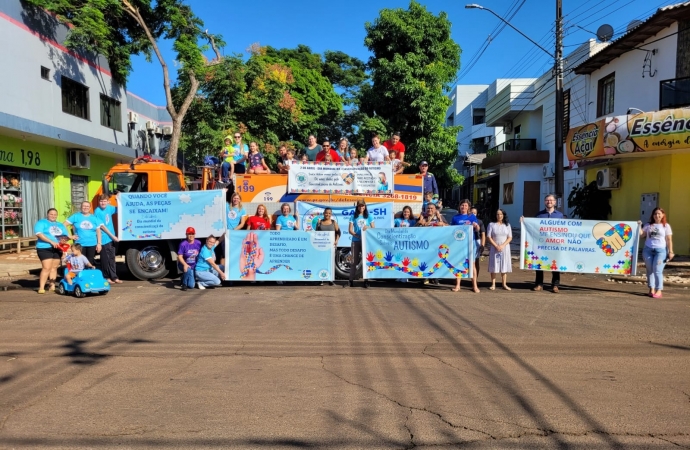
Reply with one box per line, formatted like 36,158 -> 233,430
334,247 -> 362,280
126,246 -> 169,281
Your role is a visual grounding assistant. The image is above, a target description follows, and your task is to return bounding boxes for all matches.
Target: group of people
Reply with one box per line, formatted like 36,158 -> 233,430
34,196 -> 122,294
218,132 -> 413,182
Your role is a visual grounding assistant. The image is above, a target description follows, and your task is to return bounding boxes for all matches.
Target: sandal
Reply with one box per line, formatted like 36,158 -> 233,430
38,289 -> 46,294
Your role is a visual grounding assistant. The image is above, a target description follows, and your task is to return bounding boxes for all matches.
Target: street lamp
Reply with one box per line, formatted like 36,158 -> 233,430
465,2 -> 565,209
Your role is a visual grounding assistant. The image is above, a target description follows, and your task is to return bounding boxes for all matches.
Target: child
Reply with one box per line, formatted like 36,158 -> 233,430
349,148 -> 360,165
247,141 -> 270,174
422,192 -> 434,217
433,194 -> 442,210
300,153 -> 309,163
63,243 -> 94,285
324,152 -> 334,164
388,149 -> 408,174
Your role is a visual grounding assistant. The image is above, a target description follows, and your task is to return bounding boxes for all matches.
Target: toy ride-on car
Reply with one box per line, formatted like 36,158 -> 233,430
56,268 -> 110,298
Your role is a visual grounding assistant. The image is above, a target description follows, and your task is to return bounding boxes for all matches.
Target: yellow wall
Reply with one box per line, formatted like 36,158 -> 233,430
586,153 -> 690,254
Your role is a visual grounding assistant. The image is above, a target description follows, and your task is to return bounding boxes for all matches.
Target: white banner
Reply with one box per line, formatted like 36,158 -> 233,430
287,161 -> 394,195
520,218 -> 639,275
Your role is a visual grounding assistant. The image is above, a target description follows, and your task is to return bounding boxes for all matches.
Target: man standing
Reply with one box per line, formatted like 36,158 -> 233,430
533,194 -> 564,293
316,138 -> 342,162
419,161 -> 438,196
383,132 -> 406,163
94,195 -> 122,284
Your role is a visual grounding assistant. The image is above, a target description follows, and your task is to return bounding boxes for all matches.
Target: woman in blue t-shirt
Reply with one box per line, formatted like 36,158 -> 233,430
348,200 -> 375,288
274,203 -> 299,230
34,208 -> 74,294
393,206 -> 417,283
226,193 -> 248,230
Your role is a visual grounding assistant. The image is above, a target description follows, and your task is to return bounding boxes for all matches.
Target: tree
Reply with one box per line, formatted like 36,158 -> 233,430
567,181 -> 612,220
26,0 -> 222,167
362,1 -> 463,188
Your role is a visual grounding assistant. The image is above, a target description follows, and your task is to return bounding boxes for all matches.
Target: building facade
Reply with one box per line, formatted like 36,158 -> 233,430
0,0 -> 171,241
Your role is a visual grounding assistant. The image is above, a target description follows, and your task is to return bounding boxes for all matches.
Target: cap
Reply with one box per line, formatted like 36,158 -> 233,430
185,227 -> 196,234
420,161 -> 429,166
224,135 -> 232,141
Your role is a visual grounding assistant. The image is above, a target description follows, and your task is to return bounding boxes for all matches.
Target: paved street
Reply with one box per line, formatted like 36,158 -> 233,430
0,270 -> 689,449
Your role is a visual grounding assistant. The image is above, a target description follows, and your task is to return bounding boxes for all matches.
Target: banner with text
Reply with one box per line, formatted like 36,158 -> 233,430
225,230 -> 335,282
117,190 -> 226,241
520,218 -> 639,275
362,226 -> 474,280
296,201 -> 395,247
287,161 -> 394,195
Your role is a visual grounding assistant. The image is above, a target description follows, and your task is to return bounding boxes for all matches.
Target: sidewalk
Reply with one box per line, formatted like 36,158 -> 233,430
0,249 -> 42,280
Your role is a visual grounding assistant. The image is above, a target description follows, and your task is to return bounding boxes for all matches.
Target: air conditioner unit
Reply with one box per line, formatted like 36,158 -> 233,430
596,167 -> 620,189
503,122 -> 513,134
128,111 -> 139,124
483,136 -> 492,145
68,149 -> 90,169
154,126 -> 162,135
162,126 -> 173,136
542,163 -> 555,179
145,120 -> 156,131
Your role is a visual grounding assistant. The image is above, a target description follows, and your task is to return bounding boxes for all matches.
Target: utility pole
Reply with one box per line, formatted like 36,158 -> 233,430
554,0 -> 565,209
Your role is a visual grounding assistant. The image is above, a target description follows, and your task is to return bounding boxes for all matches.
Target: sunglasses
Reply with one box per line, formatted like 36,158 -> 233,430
234,135 -> 241,138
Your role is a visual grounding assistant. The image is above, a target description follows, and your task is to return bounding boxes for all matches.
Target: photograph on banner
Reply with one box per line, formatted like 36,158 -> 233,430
225,230 -> 335,281
520,218 -> 639,275
117,190 -> 226,241
362,226 -> 474,280
287,161 -> 394,195
297,201 -> 394,247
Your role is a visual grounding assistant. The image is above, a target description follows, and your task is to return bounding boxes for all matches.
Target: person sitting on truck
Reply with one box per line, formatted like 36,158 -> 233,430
276,144 -> 291,174
177,227 -> 201,291
247,142 -> 271,174
194,235 -> 225,289
63,243 -> 95,285
274,203 -> 299,231
246,204 -> 271,230
226,193 -> 248,231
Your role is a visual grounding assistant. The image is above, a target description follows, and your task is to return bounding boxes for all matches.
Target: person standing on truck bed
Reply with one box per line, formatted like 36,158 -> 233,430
316,138 -> 341,162
220,133 -> 248,182
303,135 -> 322,162
364,134 -> 390,163
64,201 -> 102,266
95,194 -> 122,284
418,161 -> 438,196
383,131 -> 406,163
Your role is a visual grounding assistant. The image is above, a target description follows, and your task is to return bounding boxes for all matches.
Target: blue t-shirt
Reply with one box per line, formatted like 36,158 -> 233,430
394,218 -> 416,228
231,143 -> 248,166
194,244 -> 216,272
350,214 -> 374,242
94,205 -> 117,245
452,213 -> 483,240
34,219 -> 69,249
275,214 -> 297,230
226,205 -> 247,229
66,213 -> 102,247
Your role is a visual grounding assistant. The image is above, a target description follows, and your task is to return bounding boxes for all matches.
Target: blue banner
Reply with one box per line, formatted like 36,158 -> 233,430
117,190 -> 226,241
362,226 -> 474,279
296,201 -> 394,247
225,230 -> 335,281
520,218 -> 639,275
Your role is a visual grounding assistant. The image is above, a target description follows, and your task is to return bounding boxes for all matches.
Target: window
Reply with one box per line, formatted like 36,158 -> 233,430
61,76 -> 89,120
472,108 -> 485,125
166,171 -> 183,191
562,89 -> 570,144
110,172 -> 148,193
446,113 -> 454,126
503,182 -> 514,205
597,72 -> 615,117
41,66 -> 50,80
100,94 -> 122,131
70,175 -> 89,214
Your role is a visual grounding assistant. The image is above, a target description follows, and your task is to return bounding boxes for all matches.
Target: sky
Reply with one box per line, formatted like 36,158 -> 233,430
125,0 -> 680,106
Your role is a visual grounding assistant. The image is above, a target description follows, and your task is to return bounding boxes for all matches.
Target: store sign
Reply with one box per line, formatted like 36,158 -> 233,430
566,108 -> 690,161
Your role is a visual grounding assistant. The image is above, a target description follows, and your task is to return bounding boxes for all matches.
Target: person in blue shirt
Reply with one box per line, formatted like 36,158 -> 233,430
94,194 -> 122,284
526,194 -> 565,293
348,200 -> 375,288
226,193 -> 248,230
65,201 -> 102,266
394,206 -> 417,228
194,235 -> 226,289
35,208 -> 74,294
274,203 -> 299,230
418,161 -> 438,196
451,199 -> 482,293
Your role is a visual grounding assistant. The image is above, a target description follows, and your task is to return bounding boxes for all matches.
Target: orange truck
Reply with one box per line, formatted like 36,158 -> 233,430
93,158 -> 424,280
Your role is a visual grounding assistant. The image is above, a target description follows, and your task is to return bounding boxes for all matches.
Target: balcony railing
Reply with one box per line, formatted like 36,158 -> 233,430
486,139 -> 537,157
660,76 -> 690,110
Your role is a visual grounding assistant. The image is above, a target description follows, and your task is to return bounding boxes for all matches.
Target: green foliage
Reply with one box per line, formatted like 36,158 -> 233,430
567,181 -> 612,220
362,1 -> 464,187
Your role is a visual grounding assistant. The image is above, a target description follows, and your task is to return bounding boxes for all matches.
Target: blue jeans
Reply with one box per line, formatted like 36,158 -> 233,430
195,265 -> 225,288
178,263 -> 196,289
643,247 -> 667,290
221,162 -> 245,180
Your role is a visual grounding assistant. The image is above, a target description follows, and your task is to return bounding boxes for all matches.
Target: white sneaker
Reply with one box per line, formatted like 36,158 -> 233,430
197,283 -> 206,290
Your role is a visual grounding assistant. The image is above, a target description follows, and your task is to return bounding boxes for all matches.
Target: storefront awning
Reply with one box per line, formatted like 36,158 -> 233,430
565,107 -> 690,161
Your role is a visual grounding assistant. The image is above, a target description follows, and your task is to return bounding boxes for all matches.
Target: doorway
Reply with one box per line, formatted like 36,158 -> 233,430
523,181 -> 541,217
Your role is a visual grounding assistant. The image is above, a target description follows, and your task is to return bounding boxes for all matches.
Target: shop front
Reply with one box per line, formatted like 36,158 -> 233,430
566,108 -> 690,254
0,134 -> 117,241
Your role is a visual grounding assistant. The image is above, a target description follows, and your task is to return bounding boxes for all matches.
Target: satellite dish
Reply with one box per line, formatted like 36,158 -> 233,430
627,20 -> 643,32
596,24 -> 614,42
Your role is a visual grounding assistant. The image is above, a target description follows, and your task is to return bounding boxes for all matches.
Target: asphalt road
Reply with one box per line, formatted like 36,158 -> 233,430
0,272 -> 689,449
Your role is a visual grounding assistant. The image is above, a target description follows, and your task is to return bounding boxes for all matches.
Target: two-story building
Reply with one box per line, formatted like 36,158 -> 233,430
0,0 -> 171,242
567,1 -> 690,254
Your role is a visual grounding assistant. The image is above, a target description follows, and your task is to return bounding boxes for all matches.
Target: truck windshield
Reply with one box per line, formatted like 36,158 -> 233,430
111,172 -> 149,193
166,171 -> 183,191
